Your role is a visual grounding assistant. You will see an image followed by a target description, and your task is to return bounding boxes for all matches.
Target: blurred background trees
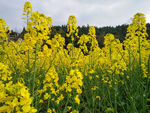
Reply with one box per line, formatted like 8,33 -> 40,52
10,23 -> 150,48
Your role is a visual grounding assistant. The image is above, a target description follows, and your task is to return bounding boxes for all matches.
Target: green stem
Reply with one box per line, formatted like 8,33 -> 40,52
32,43 -> 38,105
47,97 -> 50,112
27,49 -> 30,88
63,95 -> 70,113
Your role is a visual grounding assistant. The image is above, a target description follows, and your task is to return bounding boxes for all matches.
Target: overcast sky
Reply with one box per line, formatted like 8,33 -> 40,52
1,0 -> 150,32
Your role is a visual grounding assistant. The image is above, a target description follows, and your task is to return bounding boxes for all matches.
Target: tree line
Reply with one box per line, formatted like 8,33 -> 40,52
10,23 -> 150,48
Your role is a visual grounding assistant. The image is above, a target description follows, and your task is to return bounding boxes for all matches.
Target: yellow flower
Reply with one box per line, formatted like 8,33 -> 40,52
55,94 -> 64,104
47,108 -> 52,113
89,70 -> 95,74
89,76 -> 92,80
66,15 -> 78,38
96,75 -> 99,78
126,75 -> 129,79
91,86 -> 98,91
0,18 -> 10,42
39,99 -> 43,103
44,93 -> 50,100
88,26 -> 96,38
70,110 -> 79,113
67,106 -> 72,111
96,96 -> 101,100
74,95 -> 80,104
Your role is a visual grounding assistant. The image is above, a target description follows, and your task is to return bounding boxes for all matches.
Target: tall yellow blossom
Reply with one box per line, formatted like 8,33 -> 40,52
66,15 -> 79,40
0,18 -> 10,43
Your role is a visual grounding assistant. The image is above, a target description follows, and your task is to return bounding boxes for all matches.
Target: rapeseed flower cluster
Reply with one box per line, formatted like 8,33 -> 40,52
0,63 -> 37,113
0,1 -> 149,112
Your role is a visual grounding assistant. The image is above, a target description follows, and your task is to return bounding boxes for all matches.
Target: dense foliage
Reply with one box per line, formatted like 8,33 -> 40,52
0,1 -> 150,113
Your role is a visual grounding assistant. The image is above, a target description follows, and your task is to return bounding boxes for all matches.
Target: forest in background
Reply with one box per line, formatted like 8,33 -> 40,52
10,23 -> 150,48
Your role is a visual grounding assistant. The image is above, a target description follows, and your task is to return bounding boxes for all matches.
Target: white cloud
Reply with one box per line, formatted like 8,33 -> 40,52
0,0 -> 150,31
